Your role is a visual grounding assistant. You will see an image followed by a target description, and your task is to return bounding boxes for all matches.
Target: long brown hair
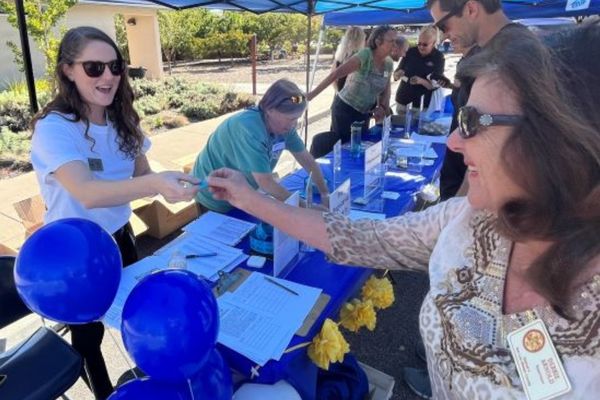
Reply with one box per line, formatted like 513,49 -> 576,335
31,26 -> 144,159
459,23 -> 600,315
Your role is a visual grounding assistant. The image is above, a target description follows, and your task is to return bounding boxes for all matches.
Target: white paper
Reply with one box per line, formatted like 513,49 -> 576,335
363,141 -> 383,200
184,211 -> 256,246
217,272 -> 321,366
410,132 -> 448,145
103,255 -> 170,329
154,233 -> 247,281
566,0 -> 590,12
329,178 -> 351,215
273,192 -> 300,277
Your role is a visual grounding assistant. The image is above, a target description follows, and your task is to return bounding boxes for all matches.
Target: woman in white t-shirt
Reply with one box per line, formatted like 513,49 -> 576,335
30,26 -> 198,399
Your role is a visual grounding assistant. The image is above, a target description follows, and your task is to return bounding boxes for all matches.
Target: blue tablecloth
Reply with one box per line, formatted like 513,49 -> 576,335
219,136 -> 446,399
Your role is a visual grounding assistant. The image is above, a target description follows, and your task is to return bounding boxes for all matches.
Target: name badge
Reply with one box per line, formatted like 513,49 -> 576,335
88,158 -> 104,172
272,142 -> 285,153
383,71 -> 389,78
507,319 -> 571,400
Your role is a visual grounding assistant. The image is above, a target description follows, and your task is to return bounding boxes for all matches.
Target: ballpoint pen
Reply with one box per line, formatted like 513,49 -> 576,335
263,276 -> 299,296
185,252 -> 218,259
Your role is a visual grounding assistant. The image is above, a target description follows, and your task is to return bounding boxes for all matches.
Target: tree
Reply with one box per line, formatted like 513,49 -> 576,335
0,0 -> 77,80
158,9 -> 210,73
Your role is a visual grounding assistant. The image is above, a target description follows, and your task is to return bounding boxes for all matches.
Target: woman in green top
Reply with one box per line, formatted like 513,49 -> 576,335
192,79 -> 329,213
308,26 -> 396,147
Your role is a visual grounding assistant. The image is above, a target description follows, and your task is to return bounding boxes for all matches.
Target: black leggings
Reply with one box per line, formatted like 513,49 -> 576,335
70,223 -> 138,400
330,95 -> 371,143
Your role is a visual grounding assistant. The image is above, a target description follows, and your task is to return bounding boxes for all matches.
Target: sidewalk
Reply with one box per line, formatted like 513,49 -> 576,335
0,86 -> 335,252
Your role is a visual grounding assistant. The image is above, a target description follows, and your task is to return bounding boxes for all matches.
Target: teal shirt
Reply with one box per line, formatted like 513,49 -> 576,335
192,107 -> 305,212
339,48 -> 394,113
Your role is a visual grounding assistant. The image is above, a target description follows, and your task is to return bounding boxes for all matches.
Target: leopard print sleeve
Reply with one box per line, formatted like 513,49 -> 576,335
323,198 -> 469,272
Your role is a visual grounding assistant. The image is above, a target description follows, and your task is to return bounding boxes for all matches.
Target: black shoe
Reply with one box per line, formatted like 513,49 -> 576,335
403,367 -> 432,399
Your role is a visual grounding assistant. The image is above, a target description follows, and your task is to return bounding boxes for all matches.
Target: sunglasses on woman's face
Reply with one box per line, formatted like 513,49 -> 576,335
457,106 -> 523,139
73,60 -> 125,78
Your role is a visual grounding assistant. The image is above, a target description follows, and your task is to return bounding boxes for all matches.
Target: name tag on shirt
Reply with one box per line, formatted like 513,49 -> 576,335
383,71 -> 389,78
88,158 -> 104,172
272,142 -> 285,153
507,319 -> 571,400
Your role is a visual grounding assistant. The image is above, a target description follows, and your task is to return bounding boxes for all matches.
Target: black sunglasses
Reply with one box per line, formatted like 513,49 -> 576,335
457,106 -> 523,139
73,60 -> 126,78
434,1 -> 467,34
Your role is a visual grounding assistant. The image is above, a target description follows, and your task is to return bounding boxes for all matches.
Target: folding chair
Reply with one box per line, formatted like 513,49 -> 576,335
0,256 -> 82,400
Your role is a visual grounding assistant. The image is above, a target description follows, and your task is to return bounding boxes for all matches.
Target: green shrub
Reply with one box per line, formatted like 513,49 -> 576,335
134,96 -> 162,116
131,78 -> 162,98
0,128 -> 30,160
219,91 -> 255,113
0,100 -> 32,133
161,113 -> 189,129
181,97 -> 221,120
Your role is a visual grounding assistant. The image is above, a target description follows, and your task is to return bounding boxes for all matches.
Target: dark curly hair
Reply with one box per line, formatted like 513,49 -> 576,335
459,22 -> 600,316
31,26 -> 144,159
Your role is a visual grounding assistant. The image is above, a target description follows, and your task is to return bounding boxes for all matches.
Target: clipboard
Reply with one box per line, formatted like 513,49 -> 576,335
213,268 -> 330,337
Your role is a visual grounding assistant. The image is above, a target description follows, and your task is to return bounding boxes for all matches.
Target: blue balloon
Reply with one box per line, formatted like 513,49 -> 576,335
121,269 -> 219,383
14,218 -> 122,324
107,377 -> 190,400
189,348 -> 233,400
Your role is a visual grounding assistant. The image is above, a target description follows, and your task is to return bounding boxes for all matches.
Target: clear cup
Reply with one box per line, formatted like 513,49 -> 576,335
350,124 -> 362,158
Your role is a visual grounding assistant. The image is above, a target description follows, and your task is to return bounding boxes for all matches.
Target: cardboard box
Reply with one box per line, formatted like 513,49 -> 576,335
359,362 -> 395,400
0,242 -> 17,256
13,194 -> 45,237
132,197 -> 199,239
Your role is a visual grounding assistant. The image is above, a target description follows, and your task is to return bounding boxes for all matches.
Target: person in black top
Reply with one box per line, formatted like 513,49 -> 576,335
394,25 -> 445,111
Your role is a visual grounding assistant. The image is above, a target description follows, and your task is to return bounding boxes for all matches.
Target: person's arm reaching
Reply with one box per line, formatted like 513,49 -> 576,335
210,168 -> 333,252
292,149 -> 330,209
54,161 -> 199,208
307,56 -> 361,101
252,172 -> 293,202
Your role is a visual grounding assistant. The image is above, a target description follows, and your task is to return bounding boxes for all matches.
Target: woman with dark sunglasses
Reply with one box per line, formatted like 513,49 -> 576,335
206,22 -> 600,398
30,26 -> 199,399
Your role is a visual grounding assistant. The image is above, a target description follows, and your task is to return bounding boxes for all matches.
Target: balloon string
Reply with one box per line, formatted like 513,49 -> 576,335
284,341 -> 311,354
106,327 -> 138,379
188,378 -> 194,400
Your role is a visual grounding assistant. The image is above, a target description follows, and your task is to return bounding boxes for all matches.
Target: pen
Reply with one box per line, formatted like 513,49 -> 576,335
185,252 -> 217,259
264,276 -> 299,296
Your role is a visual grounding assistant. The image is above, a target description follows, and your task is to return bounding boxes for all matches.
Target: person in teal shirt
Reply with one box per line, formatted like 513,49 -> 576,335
192,79 -> 329,213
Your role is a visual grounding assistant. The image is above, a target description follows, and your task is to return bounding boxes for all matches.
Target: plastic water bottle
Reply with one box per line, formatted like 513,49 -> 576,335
168,250 -> 187,269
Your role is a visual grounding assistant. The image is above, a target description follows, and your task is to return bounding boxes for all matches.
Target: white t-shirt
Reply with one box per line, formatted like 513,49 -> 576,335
31,112 -> 150,234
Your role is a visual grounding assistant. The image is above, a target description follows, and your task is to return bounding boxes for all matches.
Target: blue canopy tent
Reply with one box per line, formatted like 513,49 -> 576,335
16,0 -> 570,112
322,0 -> 600,26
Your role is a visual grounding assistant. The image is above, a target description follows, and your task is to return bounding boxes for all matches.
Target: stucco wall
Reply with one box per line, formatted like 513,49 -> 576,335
0,3 -> 161,88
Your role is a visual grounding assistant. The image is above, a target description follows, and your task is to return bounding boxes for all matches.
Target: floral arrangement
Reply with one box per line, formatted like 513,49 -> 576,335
303,274 -> 394,370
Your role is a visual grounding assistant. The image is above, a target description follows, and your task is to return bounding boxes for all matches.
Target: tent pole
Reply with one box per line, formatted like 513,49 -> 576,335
303,0 -> 313,144
16,0 -> 38,114
309,24 -> 325,91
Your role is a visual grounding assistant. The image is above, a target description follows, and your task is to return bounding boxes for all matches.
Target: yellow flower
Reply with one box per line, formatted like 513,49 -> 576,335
339,298 -> 377,332
308,318 -> 350,370
361,275 -> 395,309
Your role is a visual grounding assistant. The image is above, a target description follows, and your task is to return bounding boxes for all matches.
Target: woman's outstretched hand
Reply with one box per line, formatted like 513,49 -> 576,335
208,168 -> 254,209
154,171 -> 199,203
